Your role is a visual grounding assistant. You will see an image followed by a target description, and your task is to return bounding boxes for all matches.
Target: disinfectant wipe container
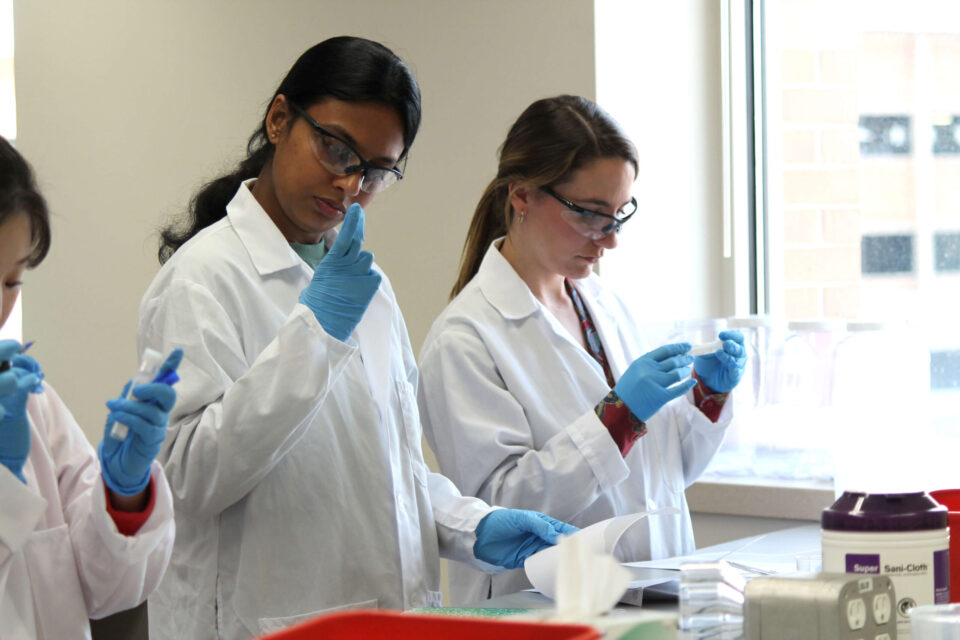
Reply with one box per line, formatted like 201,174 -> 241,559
822,492 -> 951,639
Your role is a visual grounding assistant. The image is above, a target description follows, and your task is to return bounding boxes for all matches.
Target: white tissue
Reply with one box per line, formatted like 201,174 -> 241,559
553,533 -> 634,621
524,510 -> 681,618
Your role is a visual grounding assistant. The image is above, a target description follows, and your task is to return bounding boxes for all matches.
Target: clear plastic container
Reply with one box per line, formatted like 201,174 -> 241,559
754,319 -> 845,481
677,561 -> 747,640
704,316 -> 777,478
726,315 -> 775,409
770,319 -> 846,408
910,604 -> 960,639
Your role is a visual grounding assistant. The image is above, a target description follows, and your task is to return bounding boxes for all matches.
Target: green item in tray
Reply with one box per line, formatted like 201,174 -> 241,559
408,607 -> 530,618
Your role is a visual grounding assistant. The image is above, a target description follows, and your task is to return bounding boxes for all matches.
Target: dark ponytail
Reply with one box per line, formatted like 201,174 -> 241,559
450,95 -> 638,298
0,136 -> 52,267
159,36 -> 421,263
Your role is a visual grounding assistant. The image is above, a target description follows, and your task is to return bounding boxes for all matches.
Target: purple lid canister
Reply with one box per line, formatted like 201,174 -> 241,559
822,492 -> 949,532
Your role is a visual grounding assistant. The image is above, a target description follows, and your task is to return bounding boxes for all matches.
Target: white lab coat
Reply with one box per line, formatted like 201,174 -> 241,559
0,383 -> 174,640
417,242 -> 732,604
140,180 -> 493,640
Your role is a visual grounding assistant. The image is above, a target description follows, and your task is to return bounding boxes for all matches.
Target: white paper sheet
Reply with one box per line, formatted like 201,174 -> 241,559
627,550 -> 801,575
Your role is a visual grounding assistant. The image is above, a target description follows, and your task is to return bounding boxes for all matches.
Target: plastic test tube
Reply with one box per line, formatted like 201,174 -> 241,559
110,348 -> 165,440
688,340 -> 724,357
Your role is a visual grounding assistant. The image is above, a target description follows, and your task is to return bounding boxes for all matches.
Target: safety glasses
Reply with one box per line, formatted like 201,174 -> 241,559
540,186 -> 637,239
290,102 -> 404,195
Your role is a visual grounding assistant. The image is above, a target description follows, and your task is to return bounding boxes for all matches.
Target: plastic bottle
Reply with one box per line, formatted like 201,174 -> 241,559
822,491 -> 951,639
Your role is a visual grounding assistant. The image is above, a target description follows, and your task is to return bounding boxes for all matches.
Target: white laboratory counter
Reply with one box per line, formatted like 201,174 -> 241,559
463,524 -> 822,612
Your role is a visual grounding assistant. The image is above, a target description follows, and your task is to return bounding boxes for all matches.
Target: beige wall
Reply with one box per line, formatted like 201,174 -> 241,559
13,0 -> 596,441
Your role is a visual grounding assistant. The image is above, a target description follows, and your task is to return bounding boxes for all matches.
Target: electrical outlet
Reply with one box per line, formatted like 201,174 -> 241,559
873,592 -> 892,624
846,598 -> 866,630
744,573 -> 898,640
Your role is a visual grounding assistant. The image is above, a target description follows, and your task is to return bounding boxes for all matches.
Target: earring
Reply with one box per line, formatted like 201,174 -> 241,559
518,210 -> 526,223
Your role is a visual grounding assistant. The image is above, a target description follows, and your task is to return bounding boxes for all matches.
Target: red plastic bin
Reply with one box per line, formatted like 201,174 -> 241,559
258,610 -> 602,639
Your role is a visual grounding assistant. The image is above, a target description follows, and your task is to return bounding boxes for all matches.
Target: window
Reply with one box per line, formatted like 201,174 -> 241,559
861,234 -> 914,274
859,116 -> 912,156
934,231 -> 960,271
932,115 -> 960,154
702,0 -> 960,491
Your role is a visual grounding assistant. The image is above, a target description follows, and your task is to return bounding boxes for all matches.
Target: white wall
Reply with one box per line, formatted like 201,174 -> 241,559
14,0 -> 596,442
595,0 -> 729,322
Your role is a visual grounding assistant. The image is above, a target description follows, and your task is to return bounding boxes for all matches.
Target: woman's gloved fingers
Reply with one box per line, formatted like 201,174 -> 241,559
345,204 -> 365,259
15,373 -> 40,394
0,340 -> 22,361
342,205 -> 366,263
106,397 -> 167,425
156,348 -> 184,380
515,511 -> 562,544
657,354 -> 694,371
518,539 -> 552,564
129,382 -> 177,411
718,329 -> 744,343
11,354 -> 40,374
106,410 -> 166,446
356,250 -> 375,273
535,512 -> 580,537
643,342 -> 691,362
664,377 -> 698,401
0,370 -> 18,396
328,204 -> 362,258
722,340 -> 744,357
652,366 -> 693,387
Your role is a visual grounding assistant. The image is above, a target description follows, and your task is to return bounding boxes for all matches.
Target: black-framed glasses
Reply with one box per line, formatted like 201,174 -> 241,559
289,102 -> 404,195
540,186 -> 637,239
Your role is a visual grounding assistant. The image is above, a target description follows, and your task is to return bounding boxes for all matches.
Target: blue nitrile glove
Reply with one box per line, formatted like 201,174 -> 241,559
473,509 -> 579,570
99,348 -> 183,496
298,203 -> 382,342
613,343 -> 698,423
693,330 -> 747,394
0,340 -> 43,483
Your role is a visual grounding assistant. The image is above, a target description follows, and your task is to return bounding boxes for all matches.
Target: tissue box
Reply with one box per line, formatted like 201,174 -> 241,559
257,610 -> 602,639
589,609 -> 678,640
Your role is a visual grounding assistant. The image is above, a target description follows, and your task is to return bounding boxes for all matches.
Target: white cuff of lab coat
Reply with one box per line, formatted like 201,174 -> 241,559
566,410 -> 631,492
429,473 -> 494,567
0,466 -> 47,555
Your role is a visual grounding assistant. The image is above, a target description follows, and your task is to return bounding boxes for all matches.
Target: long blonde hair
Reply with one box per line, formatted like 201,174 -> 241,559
451,95 -> 638,298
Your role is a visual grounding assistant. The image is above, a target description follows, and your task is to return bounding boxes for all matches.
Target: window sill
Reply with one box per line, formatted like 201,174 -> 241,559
686,477 -> 835,521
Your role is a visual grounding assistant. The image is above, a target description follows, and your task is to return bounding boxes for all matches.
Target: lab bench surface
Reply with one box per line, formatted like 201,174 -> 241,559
464,524 -> 822,612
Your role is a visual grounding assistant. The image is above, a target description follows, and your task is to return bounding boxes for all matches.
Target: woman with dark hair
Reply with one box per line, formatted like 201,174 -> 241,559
140,38 -> 574,639
417,96 -> 747,604
0,136 -> 180,638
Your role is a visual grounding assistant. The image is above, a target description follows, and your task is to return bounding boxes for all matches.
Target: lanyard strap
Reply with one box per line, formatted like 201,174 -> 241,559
565,279 -> 616,388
